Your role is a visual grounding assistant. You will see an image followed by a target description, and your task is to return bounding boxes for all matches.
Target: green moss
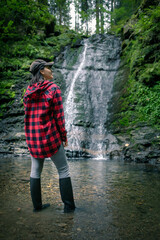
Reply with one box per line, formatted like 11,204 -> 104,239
114,78 -> 160,128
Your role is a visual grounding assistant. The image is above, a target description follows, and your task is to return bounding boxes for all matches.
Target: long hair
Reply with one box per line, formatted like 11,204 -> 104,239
29,70 -> 44,86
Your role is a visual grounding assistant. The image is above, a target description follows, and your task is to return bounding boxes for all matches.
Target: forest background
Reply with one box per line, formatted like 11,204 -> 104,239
0,0 -> 160,130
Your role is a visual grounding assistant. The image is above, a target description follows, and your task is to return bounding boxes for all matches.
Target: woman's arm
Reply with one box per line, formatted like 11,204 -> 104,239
52,87 -> 67,143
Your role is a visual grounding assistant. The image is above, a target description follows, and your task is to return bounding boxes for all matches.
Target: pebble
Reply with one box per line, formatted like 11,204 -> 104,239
57,223 -> 67,228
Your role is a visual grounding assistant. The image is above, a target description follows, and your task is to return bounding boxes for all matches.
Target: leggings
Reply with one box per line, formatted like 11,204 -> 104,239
30,144 -> 70,179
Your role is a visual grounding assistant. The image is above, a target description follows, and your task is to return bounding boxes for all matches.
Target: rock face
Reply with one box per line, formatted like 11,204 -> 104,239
55,34 -> 122,159
0,77 -> 29,156
113,125 -> 160,165
107,57 -> 160,165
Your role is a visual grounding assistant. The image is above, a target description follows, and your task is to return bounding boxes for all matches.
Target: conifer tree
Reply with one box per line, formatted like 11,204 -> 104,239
50,0 -> 71,26
80,0 -> 90,34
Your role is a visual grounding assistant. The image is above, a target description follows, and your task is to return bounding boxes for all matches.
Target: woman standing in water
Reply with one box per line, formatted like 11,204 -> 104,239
23,59 -> 75,213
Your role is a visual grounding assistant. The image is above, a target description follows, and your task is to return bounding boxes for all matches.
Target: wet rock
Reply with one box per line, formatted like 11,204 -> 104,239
57,223 -> 67,228
109,150 -> 121,160
71,38 -> 83,48
118,125 -> 160,165
66,149 -> 91,158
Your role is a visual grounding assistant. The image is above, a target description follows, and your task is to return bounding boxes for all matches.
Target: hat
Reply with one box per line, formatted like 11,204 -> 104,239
29,59 -> 54,75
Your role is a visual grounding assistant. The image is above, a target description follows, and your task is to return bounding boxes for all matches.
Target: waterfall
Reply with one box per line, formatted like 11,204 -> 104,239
65,42 -> 88,124
56,34 -> 121,159
64,41 -> 88,153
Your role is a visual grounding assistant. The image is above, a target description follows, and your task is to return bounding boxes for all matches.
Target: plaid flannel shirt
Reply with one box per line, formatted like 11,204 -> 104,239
23,80 -> 67,158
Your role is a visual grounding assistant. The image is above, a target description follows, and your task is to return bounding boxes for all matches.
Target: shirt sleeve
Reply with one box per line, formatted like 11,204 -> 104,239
52,87 -> 67,142
23,94 -> 27,111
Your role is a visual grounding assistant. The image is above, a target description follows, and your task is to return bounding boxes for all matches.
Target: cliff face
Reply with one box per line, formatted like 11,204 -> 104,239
108,62 -> 160,165
55,34 -> 121,159
108,0 -> 160,164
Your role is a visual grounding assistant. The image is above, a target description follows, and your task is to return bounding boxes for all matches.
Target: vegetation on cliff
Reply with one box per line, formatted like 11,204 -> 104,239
111,0 -> 160,129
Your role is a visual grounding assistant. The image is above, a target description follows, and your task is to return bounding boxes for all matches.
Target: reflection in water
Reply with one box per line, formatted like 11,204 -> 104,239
0,157 -> 160,240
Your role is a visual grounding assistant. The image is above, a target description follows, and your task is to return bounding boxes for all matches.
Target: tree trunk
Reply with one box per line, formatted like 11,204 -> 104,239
96,0 -> 100,34
100,6 -> 104,33
86,21 -> 89,35
111,0 -> 114,12
59,8 -> 62,25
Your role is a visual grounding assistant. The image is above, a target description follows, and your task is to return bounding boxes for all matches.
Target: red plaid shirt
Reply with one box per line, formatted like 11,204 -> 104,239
23,80 -> 67,158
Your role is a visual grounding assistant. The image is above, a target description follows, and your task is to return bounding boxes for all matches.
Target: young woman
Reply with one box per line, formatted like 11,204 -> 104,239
23,59 -> 75,213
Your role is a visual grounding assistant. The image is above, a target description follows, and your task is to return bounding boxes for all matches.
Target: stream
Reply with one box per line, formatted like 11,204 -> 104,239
0,156 -> 160,240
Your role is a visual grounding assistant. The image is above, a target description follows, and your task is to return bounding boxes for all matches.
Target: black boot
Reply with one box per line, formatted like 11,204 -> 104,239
59,177 -> 76,213
30,177 -> 50,212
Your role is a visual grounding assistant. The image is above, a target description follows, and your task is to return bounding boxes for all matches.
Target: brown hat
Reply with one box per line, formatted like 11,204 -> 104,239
30,59 -> 54,75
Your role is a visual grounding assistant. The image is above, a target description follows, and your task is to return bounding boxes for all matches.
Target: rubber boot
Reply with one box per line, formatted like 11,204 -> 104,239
59,177 -> 76,213
30,177 -> 50,212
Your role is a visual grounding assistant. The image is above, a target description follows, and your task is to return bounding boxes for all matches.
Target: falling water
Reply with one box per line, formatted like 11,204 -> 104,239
63,41 -> 88,153
65,42 -> 88,126
57,34 -> 121,159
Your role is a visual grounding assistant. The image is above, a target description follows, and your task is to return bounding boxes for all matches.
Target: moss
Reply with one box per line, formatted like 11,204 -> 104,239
63,46 -> 83,68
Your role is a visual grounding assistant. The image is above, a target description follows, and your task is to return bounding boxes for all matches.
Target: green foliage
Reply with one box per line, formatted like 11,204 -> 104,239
0,0 -> 55,41
125,6 -> 160,86
111,7 -> 127,31
110,0 -> 143,34
45,27 -> 83,52
138,62 -> 160,86
118,79 -> 160,126
0,80 -> 16,117
113,3 -> 160,128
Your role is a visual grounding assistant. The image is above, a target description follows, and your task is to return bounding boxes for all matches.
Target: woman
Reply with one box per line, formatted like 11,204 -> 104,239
23,59 -> 75,213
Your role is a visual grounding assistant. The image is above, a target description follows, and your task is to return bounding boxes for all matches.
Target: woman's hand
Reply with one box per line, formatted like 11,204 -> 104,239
63,140 -> 68,147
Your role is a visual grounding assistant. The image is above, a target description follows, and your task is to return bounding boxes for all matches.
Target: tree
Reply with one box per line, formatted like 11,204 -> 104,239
74,0 -> 80,32
50,0 -> 71,26
95,0 -> 100,33
38,0 -> 48,4
0,0 -> 55,41
80,0 -> 90,34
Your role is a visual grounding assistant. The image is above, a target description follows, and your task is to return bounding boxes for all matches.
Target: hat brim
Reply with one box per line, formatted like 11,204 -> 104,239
45,62 -> 54,67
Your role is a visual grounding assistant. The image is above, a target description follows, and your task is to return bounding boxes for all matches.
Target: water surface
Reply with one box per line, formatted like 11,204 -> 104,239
0,156 -> 160,240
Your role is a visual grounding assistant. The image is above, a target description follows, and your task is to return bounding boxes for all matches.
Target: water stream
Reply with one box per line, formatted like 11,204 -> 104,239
0,156 -> 160,240
65,41 -> 88,152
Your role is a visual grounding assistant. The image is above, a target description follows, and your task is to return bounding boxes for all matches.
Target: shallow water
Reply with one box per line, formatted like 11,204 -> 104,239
0,156 -> 160,240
